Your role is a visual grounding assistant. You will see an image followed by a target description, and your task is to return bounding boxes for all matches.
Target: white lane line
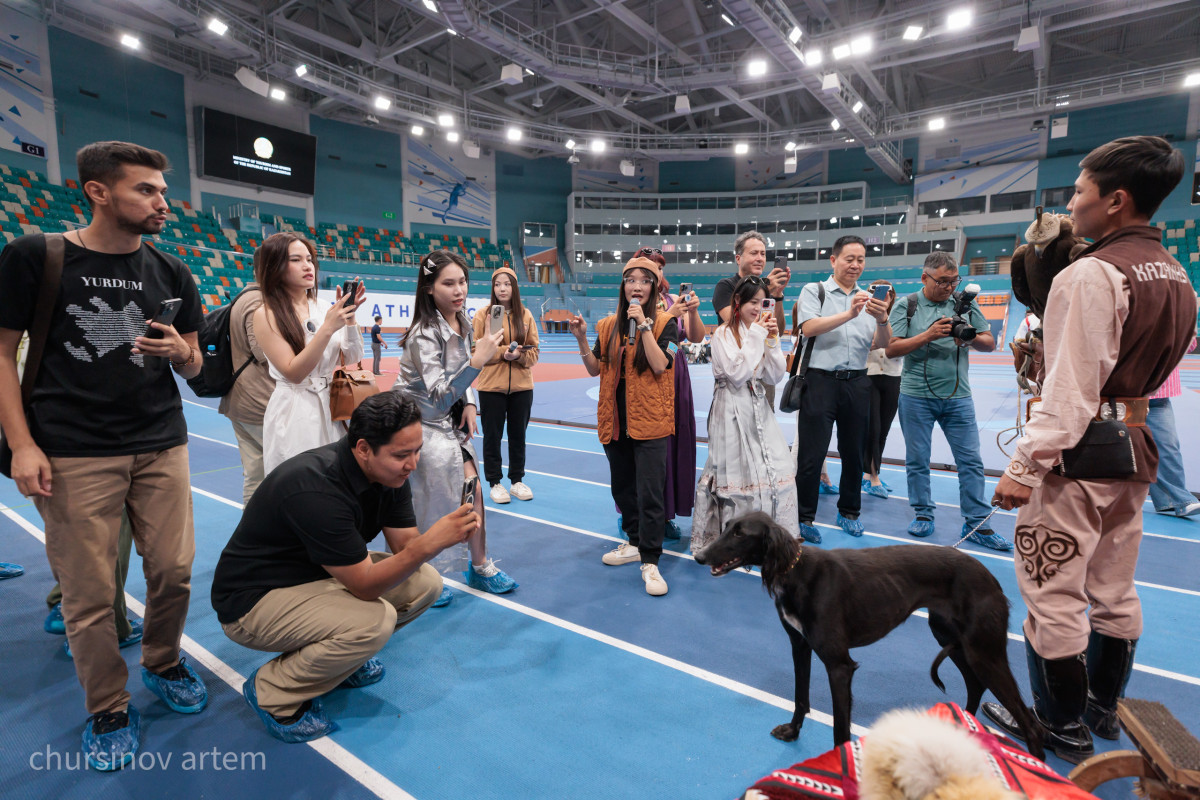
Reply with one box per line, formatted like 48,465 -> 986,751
441,576 -> 866,736
0,498 -> 416,800
189,432 -> 239,448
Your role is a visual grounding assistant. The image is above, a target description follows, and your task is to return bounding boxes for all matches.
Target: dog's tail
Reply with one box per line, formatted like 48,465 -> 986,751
930,645 -> 951,694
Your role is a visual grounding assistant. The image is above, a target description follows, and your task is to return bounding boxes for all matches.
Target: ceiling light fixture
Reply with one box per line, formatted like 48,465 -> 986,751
788,26 -> 802,44
850,35 -> 872,55
928,117 -> 946,130
734,142 -> 749,155
506,126 -> 522,142
590,139 -> 606,153
207,18 -> 228,36
947,8 -> 973,31
269,87 -> 286,101
447,130 -> 460,143
437,113 -> 454,127
903,25 -> 923,40
747,59 -> 768,77
805,49 -> 823,66
1184,72 -> 1200,88
721,13 -> 735,26
830,118 -> 841,130
422,0 -> 437,10
564,138 -> 577,150
852,100 -> 863,113
411,125 -> 425,136
120,33 -> 140,50
784,141 -> 797,151
832,43 -> 851,60
295,64 -> 308,77
374,96 -> 391,110
446,28 -> 457,36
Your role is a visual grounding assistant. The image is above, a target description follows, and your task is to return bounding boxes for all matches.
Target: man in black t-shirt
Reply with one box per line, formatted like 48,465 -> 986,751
0,141 -> 207,770
211,393 -> 477,744
370,314 -> 387,374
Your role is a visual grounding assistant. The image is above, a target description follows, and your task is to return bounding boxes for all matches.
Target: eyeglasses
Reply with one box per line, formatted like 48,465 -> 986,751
635,247 -> 663,257
925,275 -> 961,289
624,277 -> 654,286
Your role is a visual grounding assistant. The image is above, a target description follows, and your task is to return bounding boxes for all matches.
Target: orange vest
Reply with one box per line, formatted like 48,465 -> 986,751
595,313 -> 675,444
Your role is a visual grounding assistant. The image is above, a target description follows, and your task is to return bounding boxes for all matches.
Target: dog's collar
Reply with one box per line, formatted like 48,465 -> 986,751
784,545 -> 802,573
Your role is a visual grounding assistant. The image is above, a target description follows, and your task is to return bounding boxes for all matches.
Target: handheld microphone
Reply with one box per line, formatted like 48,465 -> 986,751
628,298 -> 640,341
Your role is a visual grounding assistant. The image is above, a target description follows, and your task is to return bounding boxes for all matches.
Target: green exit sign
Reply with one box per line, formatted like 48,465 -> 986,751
382,211 -> 396,220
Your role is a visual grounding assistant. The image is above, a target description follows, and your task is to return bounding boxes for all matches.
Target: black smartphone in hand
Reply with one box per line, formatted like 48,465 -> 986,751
146,298 -> 182,339
342,280 -> 360,308
773,256 -> 788,273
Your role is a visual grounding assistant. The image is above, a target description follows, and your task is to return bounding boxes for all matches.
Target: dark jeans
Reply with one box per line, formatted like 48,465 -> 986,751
794,371 -> 871,522
864,374 -> 901,475
478,390 -> 533,485
603,435 -> 668,565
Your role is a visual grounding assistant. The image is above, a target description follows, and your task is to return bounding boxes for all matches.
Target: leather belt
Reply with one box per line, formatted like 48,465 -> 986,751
1025,396 -> 1148,426
808,368 -> 867,380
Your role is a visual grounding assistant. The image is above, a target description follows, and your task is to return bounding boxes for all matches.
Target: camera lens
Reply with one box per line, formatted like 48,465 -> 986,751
950,318 -> 977,341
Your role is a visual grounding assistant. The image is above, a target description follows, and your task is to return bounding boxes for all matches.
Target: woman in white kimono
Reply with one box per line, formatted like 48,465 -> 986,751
253,232 -> 365,475
396,249 -> 516,606
692,276 -> 799,553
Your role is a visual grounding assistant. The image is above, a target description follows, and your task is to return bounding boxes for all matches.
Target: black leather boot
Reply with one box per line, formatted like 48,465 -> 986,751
982,640 -> 1094,764
1084,631 -> 1138,740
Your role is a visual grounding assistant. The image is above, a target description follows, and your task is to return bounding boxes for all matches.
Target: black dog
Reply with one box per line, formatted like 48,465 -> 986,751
694,512 -> 1044,759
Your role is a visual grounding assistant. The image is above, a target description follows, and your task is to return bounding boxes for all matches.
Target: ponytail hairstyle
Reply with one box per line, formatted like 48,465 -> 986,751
401,248 -> 469,346
603,258 -> 662,374
489,266 -> 526,345
721,275 -> 768,349
254,232 -> 320,355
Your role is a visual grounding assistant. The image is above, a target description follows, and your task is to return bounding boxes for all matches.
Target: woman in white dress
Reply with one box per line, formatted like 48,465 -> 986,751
397,249 -> 515,606
692,276 -> 799,553
253,232 -> 366,474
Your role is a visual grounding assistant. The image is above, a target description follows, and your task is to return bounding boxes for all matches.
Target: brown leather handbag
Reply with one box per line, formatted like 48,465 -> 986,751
329,353 -> 379,421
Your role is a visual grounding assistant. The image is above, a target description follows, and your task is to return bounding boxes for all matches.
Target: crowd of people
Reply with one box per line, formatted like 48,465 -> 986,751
0,135 -> 1195,772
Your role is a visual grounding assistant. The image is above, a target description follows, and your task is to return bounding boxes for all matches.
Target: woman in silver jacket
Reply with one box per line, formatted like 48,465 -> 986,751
396,249 -> 517,605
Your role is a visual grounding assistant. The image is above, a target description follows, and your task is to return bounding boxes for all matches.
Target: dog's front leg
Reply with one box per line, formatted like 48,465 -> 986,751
771,628 -> 812,742
826,657 -> 857,747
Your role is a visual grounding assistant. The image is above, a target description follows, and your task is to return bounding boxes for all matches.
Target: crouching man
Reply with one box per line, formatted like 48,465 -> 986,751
211,392 -> 476,742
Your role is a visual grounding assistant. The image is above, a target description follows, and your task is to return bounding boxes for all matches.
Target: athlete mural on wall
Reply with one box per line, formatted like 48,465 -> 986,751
405,137 -> 493,229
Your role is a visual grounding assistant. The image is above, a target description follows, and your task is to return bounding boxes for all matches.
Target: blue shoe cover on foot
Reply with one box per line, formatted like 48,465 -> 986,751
82,705 -> 140,771
836,513 -> 864,537
907,517 -> 935,537
243,667 -> 337,744
432,587 -> 453,607
799,523 -> 822,544
465,563 -> 518,594
45,603 -> 65,635
965,525 -> 1014,552
339,657 -> 385,689
663,519 -> 682,540
141,656 -> 208,714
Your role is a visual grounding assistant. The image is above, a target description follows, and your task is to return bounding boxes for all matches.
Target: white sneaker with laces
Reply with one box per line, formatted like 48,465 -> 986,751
489,484 -> 511,504
1179,501 -> 1200,517
509,481 -> 533,501
601,543 -> 640,566
641,564 -> 668,596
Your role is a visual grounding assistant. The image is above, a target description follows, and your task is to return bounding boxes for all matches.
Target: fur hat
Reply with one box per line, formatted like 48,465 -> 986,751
858,709 -> 1024,800
623,256 -> 662,284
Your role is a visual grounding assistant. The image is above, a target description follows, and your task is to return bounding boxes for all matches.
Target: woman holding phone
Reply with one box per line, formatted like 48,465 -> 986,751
398,249 -> 516,605
692,276 -> 798,551
254,232 -> 365,474
472,266 -> 540,504
863,280 -> 902,498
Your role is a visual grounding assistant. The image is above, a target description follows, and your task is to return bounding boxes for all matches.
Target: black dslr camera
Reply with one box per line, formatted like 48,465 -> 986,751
948,283 -> 981,342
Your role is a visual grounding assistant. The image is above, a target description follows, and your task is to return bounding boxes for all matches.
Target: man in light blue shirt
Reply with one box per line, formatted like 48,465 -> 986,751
886,251 -> 1011,552
793,235 -> 890,542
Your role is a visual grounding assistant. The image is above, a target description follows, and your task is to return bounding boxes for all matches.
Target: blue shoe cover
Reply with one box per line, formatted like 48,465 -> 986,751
0,561 -> 24,579
616,516 -> 627,539
663,520 -> 682,540
818,480 -> 839,496
141,656 -> 208,714
64,619 -> 143,659
82,705 -> 140,771
799,523 -> 822,544
243,667 -> 337,744
45,603 -> 65,635
432,587 -> 453,607
464,563 -> 518,594
836,513 -> 864,537
965,525 -> 1014,552
908,517 -> 935,537
864,483 -> 889,499
339,657 -> 385,689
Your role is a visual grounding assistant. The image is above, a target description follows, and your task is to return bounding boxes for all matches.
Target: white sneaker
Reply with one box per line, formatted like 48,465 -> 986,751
509,481 -> 533,501
601,543 -> 640,566
489,484 -> 511,504
641,564 -> 668,596
1179,501 -> 1200,517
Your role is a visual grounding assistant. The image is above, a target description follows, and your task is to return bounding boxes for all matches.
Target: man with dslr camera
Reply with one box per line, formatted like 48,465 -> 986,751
886,252 -> 1012,551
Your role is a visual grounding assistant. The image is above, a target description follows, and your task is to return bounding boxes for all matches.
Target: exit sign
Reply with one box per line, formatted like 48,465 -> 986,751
382,211 -> 396,220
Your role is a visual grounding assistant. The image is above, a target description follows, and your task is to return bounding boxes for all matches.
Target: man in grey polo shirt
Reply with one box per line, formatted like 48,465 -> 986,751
885,251 -> 1012,551
793,235 -> 890,542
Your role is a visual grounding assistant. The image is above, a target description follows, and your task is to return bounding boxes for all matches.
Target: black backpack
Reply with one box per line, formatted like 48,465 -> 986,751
186,287 -> 258,398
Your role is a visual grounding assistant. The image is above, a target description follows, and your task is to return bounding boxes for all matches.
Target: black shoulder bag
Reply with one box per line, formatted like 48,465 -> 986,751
779,283 -> 824,414
1,233 -> 65,478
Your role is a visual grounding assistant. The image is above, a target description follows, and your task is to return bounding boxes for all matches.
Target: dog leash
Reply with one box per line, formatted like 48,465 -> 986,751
948,506 -> 1002,549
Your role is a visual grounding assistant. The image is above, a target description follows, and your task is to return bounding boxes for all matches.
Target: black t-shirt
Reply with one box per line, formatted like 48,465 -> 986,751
0,234 -> 203,456
371,324 -> 382,344
211,438 -> 418,623
592,319 -> 679,436
711,274 -> 740,317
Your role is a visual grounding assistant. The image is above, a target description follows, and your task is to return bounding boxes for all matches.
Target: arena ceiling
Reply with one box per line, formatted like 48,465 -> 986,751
23,0 -> 1200,178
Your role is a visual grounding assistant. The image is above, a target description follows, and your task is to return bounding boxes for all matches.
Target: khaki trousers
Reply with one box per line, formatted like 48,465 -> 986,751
35,445 -> 196,714
46,509 -> 134,641
230,420 -> 265,504
222,557 -> 442,716
1014,471 -> 1146,659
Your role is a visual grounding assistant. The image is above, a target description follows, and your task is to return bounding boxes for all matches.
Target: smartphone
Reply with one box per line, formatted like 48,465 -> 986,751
678,282 -> 692,301
773,256 -> 789,273
488,304 -> 504,335
461,476 -> 479,508
342,280 -> 360,308
761,298 -> 776,314
872,284 -> 890,301
146,298 -> 182,339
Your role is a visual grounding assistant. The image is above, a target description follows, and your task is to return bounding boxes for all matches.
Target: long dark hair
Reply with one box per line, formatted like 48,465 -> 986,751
490,270 -> 527,345
254,232 -> 319,355
401,249 -> 469,346
720,275 -> 768,348
603,267 -> 661,374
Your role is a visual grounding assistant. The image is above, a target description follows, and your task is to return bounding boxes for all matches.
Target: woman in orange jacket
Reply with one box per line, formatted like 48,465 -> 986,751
472,266 -> 540,504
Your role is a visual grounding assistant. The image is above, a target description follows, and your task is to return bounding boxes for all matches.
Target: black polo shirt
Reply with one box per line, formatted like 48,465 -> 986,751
210,438 -> 417,624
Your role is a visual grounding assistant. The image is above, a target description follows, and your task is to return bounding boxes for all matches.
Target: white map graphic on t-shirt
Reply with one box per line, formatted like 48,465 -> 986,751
64,297 -> 146,366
